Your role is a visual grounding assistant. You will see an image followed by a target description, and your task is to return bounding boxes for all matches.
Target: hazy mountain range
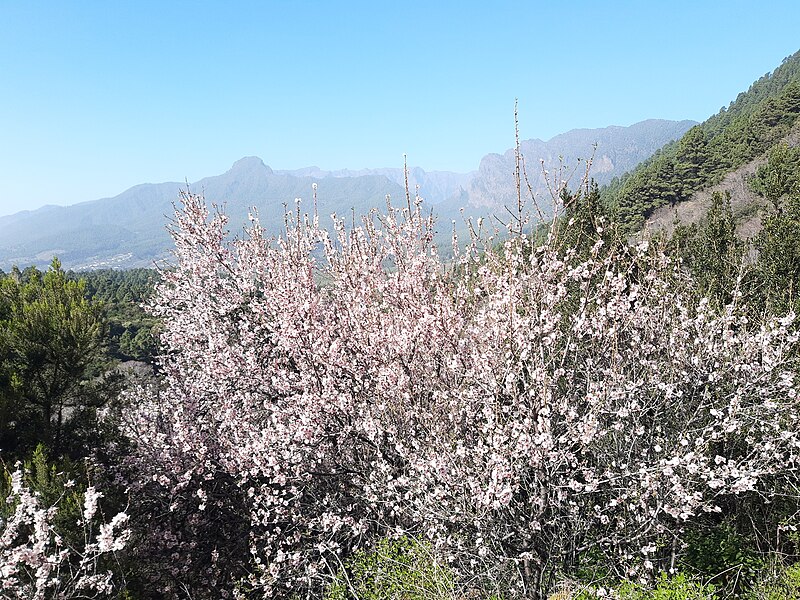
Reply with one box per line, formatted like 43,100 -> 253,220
0,119 -> 695,270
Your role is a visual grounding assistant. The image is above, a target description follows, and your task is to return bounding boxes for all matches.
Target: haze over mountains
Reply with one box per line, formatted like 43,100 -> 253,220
0,119 -> 695,270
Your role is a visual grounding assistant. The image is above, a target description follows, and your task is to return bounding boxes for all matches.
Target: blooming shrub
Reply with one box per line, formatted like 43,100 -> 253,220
124,188 -> 800,598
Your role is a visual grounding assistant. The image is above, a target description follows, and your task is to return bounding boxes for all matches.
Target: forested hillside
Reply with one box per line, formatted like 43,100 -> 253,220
604,50 -> 800,229
73,268 -> 159,363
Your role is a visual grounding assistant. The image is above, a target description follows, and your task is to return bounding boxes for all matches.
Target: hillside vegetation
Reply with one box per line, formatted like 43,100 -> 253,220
604,50 -> 800,230
3,169 -> 800,599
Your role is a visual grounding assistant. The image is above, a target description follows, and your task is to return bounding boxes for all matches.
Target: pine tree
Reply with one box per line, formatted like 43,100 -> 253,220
0,259 -> 114,458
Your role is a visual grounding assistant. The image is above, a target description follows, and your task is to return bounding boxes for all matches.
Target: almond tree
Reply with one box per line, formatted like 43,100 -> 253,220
124,189 -> 800,598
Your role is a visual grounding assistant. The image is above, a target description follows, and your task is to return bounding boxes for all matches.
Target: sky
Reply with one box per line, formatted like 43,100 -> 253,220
1,1 -> 800,217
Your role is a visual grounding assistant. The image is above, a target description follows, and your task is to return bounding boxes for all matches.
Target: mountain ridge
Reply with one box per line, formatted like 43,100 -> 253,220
0,119 -> 696,270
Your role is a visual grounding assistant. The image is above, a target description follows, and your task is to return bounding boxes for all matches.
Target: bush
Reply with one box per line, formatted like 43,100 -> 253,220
325,537 -> 456,600
747,562 -> 800,599
571,573 -> 714,599
682,520 -> 765,595
617,573 -> 716,599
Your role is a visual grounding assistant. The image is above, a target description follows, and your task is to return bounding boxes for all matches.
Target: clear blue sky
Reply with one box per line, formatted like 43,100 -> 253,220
1,1 -> 799,217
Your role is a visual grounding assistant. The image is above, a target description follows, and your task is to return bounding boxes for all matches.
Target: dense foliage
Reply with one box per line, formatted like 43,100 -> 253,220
669,191 -> 745,308
0,445 -> 129,598
751,144 -> 800,315
0,263 -> 133,597
669,141 -> 800,319
1,172 -> 799,597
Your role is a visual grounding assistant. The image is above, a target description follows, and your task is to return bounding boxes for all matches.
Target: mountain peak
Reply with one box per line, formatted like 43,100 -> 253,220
230,156 -> 272,174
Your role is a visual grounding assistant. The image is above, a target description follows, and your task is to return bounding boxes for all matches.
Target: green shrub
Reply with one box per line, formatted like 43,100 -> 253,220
325,537 -> 456,600
748,562 -> 800,599
620,574 -> 716,600
573,573 -> 715,599
682,521 -> 765,595
0,444 -> 83,546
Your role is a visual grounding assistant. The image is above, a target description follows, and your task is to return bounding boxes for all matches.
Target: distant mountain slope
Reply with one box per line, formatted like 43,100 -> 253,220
0,158 -> 407,270
0,119 -> 695,271
603,50 -> 800,230
275,166 -> 473,205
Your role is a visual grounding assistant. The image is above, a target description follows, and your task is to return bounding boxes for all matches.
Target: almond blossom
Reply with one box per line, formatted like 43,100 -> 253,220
0,469 -> 129,599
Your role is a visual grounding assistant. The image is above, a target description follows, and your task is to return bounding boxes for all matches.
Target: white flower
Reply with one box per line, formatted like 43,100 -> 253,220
83,487 -> 102,521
